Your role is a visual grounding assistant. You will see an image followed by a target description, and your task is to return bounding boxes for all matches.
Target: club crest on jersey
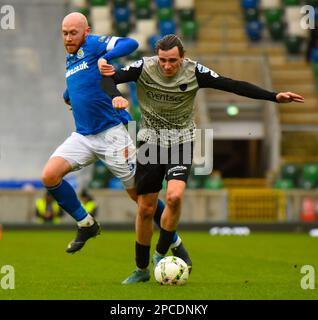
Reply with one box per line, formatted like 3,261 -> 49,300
128,162 -> 135,172
179,84 -> 188,91
77,48 -> 84,59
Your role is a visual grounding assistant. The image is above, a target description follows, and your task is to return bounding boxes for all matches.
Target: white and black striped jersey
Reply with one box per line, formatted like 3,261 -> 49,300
101,56 -> 277,146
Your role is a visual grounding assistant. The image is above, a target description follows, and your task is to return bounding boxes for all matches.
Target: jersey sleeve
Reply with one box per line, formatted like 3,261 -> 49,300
90,35 -> 139,61
195,63 -> 278,102
100,59 -> 144,98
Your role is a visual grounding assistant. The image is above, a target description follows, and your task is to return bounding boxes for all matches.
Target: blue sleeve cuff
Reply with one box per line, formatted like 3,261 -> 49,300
103,37 -> 139,61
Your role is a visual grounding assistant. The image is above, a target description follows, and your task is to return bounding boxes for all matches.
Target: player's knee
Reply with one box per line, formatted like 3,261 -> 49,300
41,168 -> 62,187
138,202 -> 156,220
166,192 -> 182,209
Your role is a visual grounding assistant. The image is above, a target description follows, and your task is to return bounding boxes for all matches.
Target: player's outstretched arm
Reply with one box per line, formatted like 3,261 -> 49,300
195,63 -> 305,103
276,92 -> 304,103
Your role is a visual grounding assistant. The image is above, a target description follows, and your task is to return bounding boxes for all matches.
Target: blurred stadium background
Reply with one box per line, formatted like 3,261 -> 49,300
1,0 -> 318,230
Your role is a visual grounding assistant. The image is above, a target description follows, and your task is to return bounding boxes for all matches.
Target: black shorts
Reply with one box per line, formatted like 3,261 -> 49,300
135,142 -> 193,195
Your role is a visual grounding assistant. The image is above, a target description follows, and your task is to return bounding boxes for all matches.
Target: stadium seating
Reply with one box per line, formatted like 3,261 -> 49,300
241,1 -> 263,41
178,8 -> 195,22
181,19 -> 198,40
116,21 -> 132,37
186,175 -> 203,189
246,21 -> 263,41
159,20 -> 177,36
241,0 -> 258,9
240,0 -> 309,52
91,5 -> 112,34
136,19 -> 157,38
82,0 -> 198,56
135,0 -> 150,7
303,164 -> 318,182
274,178 -> 295,189
285,35 -> 304,54
204,177 -> 225,190
281,164 -> 301,182
156,0 -> 173,8
268,21 -> 284,41
113,0 -> 128,6
264,8 -> 283,24
157,7 -> 174,21
175,0 -> 194,10
275,163 -> 318,189
283,0 -> 300,4
114,6 -> 131,23
70,0 -> 88,6
148,34 -> 162,52
243,7 -> 259,22
298,178 -> 317,189
260,0 -> 281,9
136,7 -> 152,19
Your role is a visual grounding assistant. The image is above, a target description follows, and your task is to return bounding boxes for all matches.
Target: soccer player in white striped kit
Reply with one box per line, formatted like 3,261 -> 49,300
101,34 -> 304,283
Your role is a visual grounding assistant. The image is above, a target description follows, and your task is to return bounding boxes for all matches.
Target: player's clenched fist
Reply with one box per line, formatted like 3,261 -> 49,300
98,58 -> 115,76
112,96 -> 129,109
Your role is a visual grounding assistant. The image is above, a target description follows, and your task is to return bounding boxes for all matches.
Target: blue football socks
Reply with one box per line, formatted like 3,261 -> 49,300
46,179 -> 87,221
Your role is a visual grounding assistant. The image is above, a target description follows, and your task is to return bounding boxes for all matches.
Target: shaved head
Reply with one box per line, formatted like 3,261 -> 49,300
62,12 -> 88,30
62,12 -> 90,54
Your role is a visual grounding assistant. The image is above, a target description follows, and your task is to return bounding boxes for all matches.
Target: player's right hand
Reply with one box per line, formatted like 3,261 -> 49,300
98,58 -> 115,76
112,96 -> 129,109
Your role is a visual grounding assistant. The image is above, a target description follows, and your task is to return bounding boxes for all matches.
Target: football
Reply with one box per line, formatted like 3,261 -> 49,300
154,256 -> 189,286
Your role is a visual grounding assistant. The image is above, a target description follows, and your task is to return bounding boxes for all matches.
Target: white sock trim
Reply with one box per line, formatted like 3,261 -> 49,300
170,236 -> 182,249
77,214 -> 94,227
154,250 -> 165,257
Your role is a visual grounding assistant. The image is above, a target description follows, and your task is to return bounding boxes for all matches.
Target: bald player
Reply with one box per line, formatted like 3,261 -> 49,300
101,34 -> 305,284
42,14 -> 190,264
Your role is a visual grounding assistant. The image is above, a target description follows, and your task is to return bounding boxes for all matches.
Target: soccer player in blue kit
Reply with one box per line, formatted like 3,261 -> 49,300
41,12 -> 191,273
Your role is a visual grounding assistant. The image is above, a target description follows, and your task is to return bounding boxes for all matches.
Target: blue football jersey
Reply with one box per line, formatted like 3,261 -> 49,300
64,34 -> 133,135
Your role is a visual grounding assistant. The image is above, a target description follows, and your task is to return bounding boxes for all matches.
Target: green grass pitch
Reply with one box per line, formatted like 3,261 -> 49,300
0,230 -> 317,300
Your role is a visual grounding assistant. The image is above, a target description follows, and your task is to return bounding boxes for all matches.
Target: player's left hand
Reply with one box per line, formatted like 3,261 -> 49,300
112,96 -> 129,109
98,58 -> 115,76
276,92 -> 305,103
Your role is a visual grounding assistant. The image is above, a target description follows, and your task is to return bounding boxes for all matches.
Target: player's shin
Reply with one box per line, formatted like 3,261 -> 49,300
135,242 -> 150,270
46,179 -> 90,224
153,199 -> 179,244
156,228 -> 176,256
